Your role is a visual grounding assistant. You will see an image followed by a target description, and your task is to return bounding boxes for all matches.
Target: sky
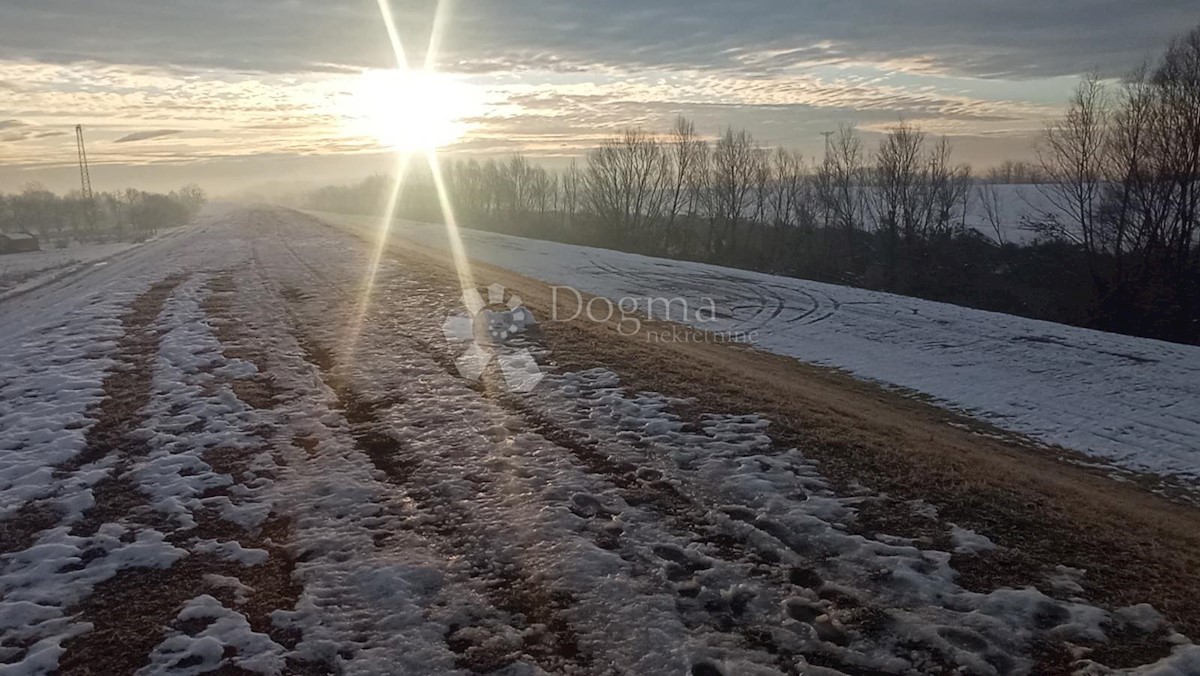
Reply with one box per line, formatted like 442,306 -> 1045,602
0,0 -> 1195,195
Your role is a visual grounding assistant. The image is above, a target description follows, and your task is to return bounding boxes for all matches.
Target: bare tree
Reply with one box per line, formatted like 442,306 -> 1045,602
707,127 -> 760,257
1036,74 -> 1110,279
560,160 -> 582,228
868,121 -> 925,286
1152,26 -> 1200,277
976,181 -> 1007,245
925,137 -> 973,238
583,128 -> 670,241
815,124 -> 866,234
663,116 -> 705,249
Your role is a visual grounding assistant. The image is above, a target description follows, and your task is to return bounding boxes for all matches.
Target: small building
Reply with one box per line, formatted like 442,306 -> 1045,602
0,231 -> 41,255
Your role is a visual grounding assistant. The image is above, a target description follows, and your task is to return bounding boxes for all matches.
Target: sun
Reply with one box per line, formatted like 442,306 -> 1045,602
343,69 -> 483,151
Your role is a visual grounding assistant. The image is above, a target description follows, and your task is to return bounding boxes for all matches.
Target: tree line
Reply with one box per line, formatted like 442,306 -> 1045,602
1033,25 -> 1200,340
0,183 -> 207,245
302,24 -> 1200,345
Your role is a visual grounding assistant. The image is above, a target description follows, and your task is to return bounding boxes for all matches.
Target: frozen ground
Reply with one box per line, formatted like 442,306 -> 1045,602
2,206 -> 1198,675
313,210 -> 1200,486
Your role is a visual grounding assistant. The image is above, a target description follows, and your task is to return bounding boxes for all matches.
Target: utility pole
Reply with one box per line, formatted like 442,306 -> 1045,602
75,124 -> 93,201
820,131 -> 834,162
75,124 -> 95,232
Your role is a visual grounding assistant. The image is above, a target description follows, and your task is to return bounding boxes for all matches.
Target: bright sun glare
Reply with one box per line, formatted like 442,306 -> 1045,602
344,69 -> 482,151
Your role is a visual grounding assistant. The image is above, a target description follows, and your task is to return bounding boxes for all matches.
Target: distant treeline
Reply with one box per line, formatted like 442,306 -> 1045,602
0,184 -> 207,244
303,25 -> 1200,345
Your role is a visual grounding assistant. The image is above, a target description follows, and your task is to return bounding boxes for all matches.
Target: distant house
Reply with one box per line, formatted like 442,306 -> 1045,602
0,231 -> 40,255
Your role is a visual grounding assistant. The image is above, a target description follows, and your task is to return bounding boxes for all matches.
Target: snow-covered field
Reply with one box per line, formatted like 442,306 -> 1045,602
313,210 -> 1200,485
3,206 -> 1199,675
961,183 -> 1058,245
0,241 -> 144,299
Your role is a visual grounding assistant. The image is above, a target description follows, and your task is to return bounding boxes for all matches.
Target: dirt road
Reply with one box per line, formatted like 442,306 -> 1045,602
1,206 -> 1197,675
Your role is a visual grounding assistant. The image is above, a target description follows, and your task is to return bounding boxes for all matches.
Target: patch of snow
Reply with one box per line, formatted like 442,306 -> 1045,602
1076,642 -> 1200,675
202,574 -> 254,605
949,524 -> 998,554
191,540 -> 270,567
137,595 -> 286,675
129,274 -> 274,531
0,526 -> 186,671
1048,565 -> 1088,596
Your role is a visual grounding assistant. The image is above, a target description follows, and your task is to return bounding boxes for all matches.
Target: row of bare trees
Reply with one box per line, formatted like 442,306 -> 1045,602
0,183 -> 206,244
441,117 -> 973,281
1035,25 -> 1200,333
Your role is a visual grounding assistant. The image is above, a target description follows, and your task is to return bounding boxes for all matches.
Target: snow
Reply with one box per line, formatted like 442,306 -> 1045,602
0,211 -> 252,673
258,220 -> 1193,674
948,524 -> 998,554
0,311 -> 122,518
0,526 -> 188,672
961,183 -> 1060,245
0,241 -> 142,299
138,595 -> 286,676
311,210 -> 1200,486
132,274 -> 275,531
530,366 -> 1135,673
1078,644 -> 1200,676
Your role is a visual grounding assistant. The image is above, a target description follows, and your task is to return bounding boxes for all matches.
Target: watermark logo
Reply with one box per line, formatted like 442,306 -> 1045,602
442,283 -> 756,392
441,283 -> 546,393
551,286 -> 758,345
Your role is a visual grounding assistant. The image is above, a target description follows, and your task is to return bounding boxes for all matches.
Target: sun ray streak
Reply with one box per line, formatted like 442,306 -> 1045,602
375,0 -> 410,70
424,0 -> 452,71
342,0 -> 476,366
340,152 -> 413,363
425,149 -> 476,294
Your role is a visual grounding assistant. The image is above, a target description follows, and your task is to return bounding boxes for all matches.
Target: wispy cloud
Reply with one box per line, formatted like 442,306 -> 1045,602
0,0 -> 1191,191
0,0 -> 1188,79
114,129 -> 182,143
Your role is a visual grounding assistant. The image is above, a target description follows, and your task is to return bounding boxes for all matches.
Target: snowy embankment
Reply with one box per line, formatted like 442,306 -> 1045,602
311,210 -> 1200,484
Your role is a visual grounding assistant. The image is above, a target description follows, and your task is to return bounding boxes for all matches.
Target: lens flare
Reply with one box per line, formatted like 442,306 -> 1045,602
341,0 -> 480,368
343,68 -> 482,151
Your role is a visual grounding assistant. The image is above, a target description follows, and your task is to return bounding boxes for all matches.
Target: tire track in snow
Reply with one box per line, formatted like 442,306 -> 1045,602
56,274 -> 189,536
284,311 -> 598,675
263,221 -> 802,672
263,214 -> 968,674
258,217 -> 602,673
0,275 -> 186,670
298,265 -> 886,674
55,273 -> 306,675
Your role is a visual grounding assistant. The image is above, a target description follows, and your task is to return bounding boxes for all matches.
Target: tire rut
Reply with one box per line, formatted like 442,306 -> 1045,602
283,299 -> 597,675
54,273 -> 310,675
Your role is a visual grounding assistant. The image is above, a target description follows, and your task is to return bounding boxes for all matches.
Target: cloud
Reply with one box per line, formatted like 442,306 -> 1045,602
114,129 -> 182,143
0,0 -> 1192,80
6,0 -> 1185,182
